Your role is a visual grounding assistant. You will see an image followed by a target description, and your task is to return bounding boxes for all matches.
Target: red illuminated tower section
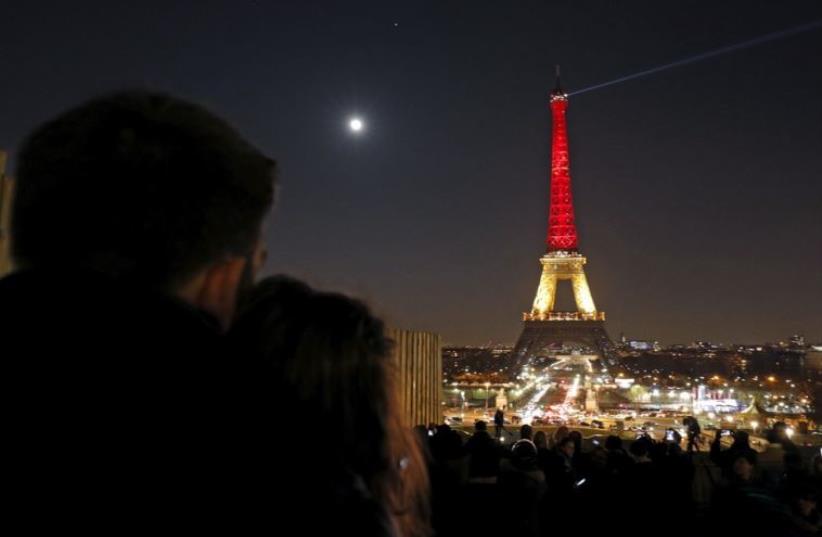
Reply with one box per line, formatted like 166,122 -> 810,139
547,77 -> 578,252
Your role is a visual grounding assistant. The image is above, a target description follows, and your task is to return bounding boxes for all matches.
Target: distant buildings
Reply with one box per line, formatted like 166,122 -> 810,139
618,334 -> 661,352
442,345 -> 515,384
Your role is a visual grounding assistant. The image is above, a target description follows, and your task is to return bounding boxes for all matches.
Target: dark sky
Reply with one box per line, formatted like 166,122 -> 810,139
2,1 -> 821,345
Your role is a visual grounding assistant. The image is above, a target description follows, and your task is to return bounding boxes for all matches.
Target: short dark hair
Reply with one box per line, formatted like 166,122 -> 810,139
734,449 -> 757,466
558,436 -> 574,449
519,424 -> 533,440
12,90 -> 275,288
630,436 -> 652,457
605,435 -> 623,451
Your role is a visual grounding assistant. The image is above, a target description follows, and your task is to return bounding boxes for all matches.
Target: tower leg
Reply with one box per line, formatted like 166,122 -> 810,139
571,272 -> 596,314
532,270 -> 557,315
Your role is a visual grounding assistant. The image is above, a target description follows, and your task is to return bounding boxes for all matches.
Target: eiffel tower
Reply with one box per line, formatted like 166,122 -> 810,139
513,71 -> 615,368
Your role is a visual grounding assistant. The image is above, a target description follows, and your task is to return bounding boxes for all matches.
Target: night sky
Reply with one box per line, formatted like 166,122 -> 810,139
2,1 -> 821,345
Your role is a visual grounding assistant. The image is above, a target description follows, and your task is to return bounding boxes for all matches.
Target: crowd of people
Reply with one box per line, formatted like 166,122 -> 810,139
1,91 -> 819,536
423,419 -> 821,536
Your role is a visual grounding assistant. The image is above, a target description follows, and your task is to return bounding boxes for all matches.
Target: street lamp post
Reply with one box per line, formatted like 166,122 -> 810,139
485,382 -> 491,413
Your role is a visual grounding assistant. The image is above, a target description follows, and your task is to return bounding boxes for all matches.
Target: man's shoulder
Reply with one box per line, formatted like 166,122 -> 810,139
0,269 -> 223,367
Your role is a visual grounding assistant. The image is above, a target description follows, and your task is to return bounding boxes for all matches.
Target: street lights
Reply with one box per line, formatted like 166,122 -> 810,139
485,381 -> 491,413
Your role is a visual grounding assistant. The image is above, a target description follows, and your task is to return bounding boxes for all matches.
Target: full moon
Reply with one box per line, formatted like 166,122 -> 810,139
348,117 -> 364,132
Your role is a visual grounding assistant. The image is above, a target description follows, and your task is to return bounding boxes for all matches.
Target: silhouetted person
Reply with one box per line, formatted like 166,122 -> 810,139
520,424 -> 534,441
462,420 -> 502,535
534,430 -> 547,449
534,430 -> 552,474
711,429 -> 757,479
547,436 -> 577,486
428,425 -> 466,537
1,91 -> 275,529
541,436 -> 578,534
576,446 -> 616,533
789,484 -> 821,535
657,433 -> 696,535
683,416 -> 702,453
494,408 -> 505,438
779,451 -> 812,503
499,439 -> 546,537
464,420 -> 500,480
625,435 -> 664,522
568,430 -> 588,474
708,450 -> 796,535
230,276 -> 430,537
551,425 -> 570,448
767,421 -> 800,455
604,435 -> 633,478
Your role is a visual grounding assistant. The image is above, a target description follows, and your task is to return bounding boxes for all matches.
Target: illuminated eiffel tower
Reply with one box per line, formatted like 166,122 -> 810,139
513,71 -> 614,369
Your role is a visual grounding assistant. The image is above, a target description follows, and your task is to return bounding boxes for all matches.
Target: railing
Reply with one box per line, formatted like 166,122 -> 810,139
523,311 -> 606,321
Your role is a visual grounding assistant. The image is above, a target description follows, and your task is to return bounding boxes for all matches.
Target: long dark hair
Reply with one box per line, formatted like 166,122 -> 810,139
230,276 -> 430,536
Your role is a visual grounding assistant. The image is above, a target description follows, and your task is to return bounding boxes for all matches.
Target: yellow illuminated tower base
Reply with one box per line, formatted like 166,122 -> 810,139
514,250 -> 612,362
526,251 -> 604,321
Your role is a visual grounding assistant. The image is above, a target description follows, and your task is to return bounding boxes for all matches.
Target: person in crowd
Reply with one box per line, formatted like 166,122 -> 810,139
759,424 -> 797,488
776,450 -> 815,505
545,436 -> 578,495
575,446 -> 616,533
568,429 -> 588,474
534,430 -> 552,473
709,450 -> 795,535
520,424 -> 534,441
494,407 -> 505,439
551,425 -> 570,448
657,432 -> 697,534
230,276 -> 430,537
767,422 -> 798,449
683,416 -> 702,453
789,484 -> 821,535
604,435 -> 633,477
2,90 -> 275,528
499,439 -> 546,537
710,429 -> 757,479
627,435 -> 657,479
464,420 -> 500,481
540,435 -> 580,534
534,430 -> 548,450
462,420 -> 502,535
427,425 -> 466,537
